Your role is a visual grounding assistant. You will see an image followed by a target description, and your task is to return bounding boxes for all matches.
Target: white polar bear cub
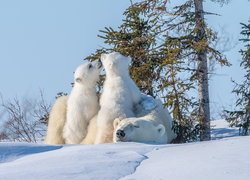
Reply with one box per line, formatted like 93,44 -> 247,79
45,95 -> 68,144
95,52 -> 142,144
63,60 -> 102,144
113,99 -> 177,144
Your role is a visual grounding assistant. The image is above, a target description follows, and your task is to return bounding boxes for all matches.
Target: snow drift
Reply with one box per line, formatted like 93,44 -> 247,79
0,120 -> 249,180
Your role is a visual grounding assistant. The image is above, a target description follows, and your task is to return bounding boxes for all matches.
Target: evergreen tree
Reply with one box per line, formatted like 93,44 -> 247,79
225,21 -> 250,135
86,4 -> 162,96
144,0 -> 229,141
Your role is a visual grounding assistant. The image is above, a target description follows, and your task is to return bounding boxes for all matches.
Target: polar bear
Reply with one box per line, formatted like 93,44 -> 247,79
113,99 -> 177,144
45,61 -> 102,144
45,95 -> 68,144
95,52 -> 142,144
62,60 -> 102,144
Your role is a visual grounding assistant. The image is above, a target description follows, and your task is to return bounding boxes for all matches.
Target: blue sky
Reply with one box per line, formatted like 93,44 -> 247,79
0,0 -> 249,118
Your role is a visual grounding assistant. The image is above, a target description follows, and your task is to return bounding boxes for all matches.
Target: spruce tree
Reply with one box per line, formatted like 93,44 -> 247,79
150,0 -> 229,141
86,4 -> 162,96
225,21 -> 250,135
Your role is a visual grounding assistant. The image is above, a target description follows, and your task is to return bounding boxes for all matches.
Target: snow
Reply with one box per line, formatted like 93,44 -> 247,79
0,143 -> 62,163
0,119 -> 249,180
211,119 -> 239,139
0,143 -> 157,180
123,136 -> 250,180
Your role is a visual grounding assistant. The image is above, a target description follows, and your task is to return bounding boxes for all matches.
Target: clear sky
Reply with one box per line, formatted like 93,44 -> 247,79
0,0 -> 249,118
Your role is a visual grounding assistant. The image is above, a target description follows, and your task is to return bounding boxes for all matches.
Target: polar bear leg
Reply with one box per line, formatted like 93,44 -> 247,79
94,126 -> 114,144
81,115 -> 97,144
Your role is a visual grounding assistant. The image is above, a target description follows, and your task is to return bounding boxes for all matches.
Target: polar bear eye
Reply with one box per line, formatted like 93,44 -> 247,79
88,64 -> 93,69
133,125 -> 139,128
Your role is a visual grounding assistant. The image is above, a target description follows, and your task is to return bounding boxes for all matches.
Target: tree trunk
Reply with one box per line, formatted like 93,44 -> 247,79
194,0 -> 211,141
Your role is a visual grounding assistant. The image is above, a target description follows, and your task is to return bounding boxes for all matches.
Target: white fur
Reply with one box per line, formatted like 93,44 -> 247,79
95,52 -> 142,144
63,61 -> 102,144
45,95 -> 68,144
113,99 -> 177,144
81,115 -> 97,144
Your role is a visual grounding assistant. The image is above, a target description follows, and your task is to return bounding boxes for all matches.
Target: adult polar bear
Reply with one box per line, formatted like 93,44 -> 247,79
113,99 -> 177,144
95,52 -> 142,144
45,60 -> 102,144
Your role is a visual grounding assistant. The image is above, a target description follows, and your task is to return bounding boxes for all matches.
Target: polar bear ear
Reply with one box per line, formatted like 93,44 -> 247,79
75,77 -> 82,83
101,54 -> 107,61
113,118 -> 121,129
157,124 -> 165,136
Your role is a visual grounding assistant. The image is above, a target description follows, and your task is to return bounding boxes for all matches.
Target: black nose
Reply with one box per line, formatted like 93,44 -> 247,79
116,130 -> 125,138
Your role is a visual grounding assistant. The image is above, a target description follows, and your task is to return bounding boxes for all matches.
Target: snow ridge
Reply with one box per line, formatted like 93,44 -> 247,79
120,153 -> 149,180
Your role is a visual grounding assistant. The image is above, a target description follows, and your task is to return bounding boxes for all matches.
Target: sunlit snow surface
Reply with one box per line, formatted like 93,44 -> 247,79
211,119 -> 239,140
0,120 -> 249,180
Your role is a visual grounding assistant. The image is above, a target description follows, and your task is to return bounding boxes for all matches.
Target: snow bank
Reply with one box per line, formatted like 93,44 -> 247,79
123,136 -> 250,180
211,119 -> 239,139
0,119 -> 248,180
0,143 -> 157,180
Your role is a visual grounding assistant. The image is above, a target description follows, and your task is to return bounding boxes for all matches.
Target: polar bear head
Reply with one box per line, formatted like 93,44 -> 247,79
74,60 -> 102,85
101,52 -> 131,76
113,118 -> 166,143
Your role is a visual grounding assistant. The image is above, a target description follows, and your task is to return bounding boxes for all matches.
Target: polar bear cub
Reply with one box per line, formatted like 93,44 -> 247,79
45,95 -> 68,144
95,52 -> 142,144
113,99 -> 177,144
63,60 -> 102,144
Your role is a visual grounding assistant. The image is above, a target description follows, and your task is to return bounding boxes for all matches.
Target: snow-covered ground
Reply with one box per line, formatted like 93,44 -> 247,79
211,119 -> 239,140
0,120 -> 249,180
